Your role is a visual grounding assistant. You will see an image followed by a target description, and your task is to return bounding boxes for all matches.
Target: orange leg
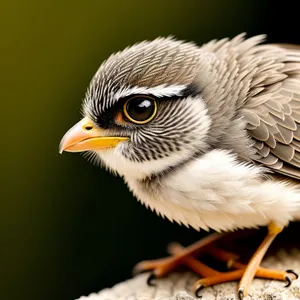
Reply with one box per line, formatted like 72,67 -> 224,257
237,222 -> 298,299
169,242 -> 298,297
133,232 -> 227,284
134,227 -> 298,298
167,243 -> 221,277
194,268 -> 297,297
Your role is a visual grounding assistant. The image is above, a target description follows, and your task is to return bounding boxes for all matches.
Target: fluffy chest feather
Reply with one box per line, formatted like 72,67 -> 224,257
125,149 -> 300,231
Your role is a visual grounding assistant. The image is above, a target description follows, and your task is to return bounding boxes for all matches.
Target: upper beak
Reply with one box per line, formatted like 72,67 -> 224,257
59,117 -> 128,154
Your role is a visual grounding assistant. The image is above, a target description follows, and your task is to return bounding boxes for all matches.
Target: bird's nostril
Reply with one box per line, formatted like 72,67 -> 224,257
84,126 -> 93,131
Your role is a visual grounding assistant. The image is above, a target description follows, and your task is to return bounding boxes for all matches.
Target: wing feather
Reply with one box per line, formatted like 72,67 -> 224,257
244,44 -> 300,179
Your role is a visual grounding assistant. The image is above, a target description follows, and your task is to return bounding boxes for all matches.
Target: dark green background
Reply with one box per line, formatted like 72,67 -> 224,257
1,1 -> 299,300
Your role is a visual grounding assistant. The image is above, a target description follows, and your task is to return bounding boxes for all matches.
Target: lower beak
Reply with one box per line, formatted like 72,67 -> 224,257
59,117 -> 128,154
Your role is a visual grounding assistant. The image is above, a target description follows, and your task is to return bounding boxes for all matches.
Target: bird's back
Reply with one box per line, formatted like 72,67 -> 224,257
200,34 -> 300,180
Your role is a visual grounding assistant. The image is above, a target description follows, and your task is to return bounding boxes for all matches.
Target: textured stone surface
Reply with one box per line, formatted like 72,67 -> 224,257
77,249 -> 300,300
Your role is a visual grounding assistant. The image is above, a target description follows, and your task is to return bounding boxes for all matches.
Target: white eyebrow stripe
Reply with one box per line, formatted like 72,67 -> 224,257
114,84 -> 187,100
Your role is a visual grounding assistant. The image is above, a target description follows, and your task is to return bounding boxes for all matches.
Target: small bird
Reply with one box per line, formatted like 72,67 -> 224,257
59,33 -> 300,299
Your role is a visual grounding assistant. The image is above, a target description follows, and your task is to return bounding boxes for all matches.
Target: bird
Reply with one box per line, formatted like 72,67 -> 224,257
59,33 -> 300,299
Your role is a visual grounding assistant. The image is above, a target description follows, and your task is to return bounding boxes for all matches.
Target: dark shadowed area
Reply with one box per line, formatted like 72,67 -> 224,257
1,1 -> 300,300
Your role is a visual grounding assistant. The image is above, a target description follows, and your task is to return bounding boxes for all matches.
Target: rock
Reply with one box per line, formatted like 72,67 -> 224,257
76,249 -> 300,300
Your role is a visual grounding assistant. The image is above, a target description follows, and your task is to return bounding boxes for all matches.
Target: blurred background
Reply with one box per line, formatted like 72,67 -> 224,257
1,1 -> 300,300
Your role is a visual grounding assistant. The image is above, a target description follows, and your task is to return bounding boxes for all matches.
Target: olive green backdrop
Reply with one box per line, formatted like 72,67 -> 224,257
1,1 -> 299,300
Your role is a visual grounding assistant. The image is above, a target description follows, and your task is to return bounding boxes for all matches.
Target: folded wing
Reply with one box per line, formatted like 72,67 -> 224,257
243,44 -> 300,179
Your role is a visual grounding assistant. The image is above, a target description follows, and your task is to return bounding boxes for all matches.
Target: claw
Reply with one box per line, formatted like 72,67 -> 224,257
286,269 -> 299,279
238,288 -> 244,300
285,276 -> 293,288
147,272 -> 156,286
194,284 -> 204,298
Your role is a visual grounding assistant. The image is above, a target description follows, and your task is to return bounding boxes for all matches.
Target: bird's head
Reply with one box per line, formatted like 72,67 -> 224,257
59,37 -> 212,180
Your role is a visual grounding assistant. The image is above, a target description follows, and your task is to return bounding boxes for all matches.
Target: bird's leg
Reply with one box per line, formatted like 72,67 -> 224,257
194,268 -> 297,297
170,242 -> 296,278
170,241 -> 298,298
237,222 -> 296,299
133,232 -> 227,283
194,247 -> 297,296
135,227 -> 298,296
168,243 -> 256,295
207,247 -> 240,268
168,243 -> 242,275
167,243 -> 221,277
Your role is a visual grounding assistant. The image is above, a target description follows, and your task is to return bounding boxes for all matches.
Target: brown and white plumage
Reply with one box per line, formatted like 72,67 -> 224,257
187,34 -> 300,177
60,33 -> 300,232
236,42 -> 300,179
60,33 -> 300,298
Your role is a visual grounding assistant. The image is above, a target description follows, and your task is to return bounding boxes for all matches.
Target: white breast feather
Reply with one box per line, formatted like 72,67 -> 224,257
126,149 -> 300,231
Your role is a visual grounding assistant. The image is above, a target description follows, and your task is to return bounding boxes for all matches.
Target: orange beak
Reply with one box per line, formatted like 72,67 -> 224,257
59,117 -> 129,154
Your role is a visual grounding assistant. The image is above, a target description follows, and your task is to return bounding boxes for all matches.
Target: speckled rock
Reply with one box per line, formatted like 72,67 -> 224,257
77,249 -> 300,300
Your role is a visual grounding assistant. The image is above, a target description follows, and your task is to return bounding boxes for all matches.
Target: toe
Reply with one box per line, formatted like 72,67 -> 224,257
194,284 -> 204,298
147,272 -> 156,286
238,287 -> 245,300
286,269 -> 299,279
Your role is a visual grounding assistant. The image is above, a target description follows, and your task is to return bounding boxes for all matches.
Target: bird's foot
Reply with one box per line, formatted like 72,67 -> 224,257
172,240 -> 298,298
134,237 -> 298,299
133,226 -> 298,298
133,232 -> 227,283
194,267 -> 298,299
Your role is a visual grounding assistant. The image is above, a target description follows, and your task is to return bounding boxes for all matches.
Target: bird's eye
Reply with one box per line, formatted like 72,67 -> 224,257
123,96 -> 158,124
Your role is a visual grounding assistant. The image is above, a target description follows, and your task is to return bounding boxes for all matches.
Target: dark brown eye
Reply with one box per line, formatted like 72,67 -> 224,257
123,96 -> 158,124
